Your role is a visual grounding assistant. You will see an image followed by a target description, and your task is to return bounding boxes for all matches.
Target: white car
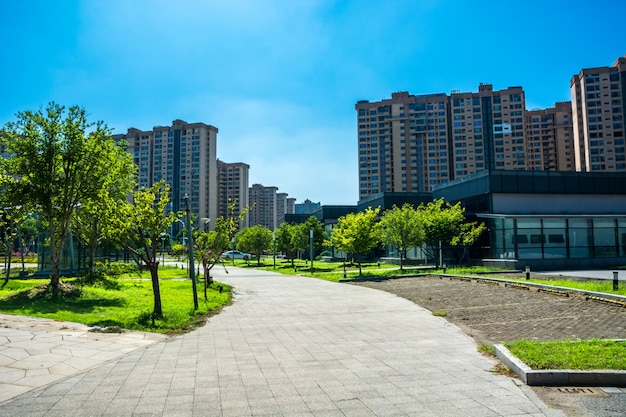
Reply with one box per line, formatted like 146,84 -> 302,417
221,250 -> 252,261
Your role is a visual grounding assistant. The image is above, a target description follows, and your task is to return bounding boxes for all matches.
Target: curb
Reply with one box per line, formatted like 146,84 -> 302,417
494,344 -> 626,387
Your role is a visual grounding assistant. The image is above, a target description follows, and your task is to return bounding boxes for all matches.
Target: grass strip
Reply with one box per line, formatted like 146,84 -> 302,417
504,339 -> 626,370
0,268 -> 231,334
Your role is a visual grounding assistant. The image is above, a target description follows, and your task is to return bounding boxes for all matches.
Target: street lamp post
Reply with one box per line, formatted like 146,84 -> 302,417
176,218 -> 186,245
231,237 -> 235,266
201,217 -> 211,231
309,229 -> 314,274
160,232 -> 167,265
183,194 -> 198,310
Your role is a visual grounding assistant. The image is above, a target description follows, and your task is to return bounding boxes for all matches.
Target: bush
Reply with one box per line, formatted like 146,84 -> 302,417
95,260 -> 138,277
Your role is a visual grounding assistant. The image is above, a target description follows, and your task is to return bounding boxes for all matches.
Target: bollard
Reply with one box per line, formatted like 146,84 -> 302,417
613,271 -> 619,291
525,266 -> 531,280
443,263 -> 447,274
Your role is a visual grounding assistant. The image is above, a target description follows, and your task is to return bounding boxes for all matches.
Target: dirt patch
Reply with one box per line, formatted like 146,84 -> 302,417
351,274 -> 626,346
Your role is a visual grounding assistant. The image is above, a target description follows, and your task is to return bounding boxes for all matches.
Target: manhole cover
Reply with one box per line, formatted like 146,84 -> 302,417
553,387 -> 608,396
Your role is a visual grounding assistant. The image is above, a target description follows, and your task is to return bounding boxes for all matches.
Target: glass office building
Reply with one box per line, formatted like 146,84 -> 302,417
482,214 -> 626,261
434,170 -> 626,269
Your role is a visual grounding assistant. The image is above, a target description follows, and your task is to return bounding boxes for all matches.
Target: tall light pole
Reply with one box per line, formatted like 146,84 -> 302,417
309,229 -> 314,274
160,232 -> 167,265
231,237 -> 235,266
201,217 -> 211,231
176,218 -> 186,245
183,194 -> 198,310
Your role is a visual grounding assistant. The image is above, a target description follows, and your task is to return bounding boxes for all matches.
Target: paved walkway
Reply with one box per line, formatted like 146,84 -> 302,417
0,268 -> 563,417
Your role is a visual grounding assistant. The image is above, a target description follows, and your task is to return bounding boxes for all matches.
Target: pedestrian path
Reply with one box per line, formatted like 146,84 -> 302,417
0,314 -> 166,403
0,268 -> 563,416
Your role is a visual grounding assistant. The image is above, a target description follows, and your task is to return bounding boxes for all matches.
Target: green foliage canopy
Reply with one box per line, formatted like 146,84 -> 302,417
330,207 -> 380,275
1,102 -> 135,291
379,203 -> 424,270
236,224 -> 273,265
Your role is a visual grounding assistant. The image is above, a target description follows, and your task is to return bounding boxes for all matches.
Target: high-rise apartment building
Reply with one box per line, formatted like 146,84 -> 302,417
114,119 -> 218,230
248,184 -> 278,230
356,84 -> 535,200
276,193 -> 295,224
571,56 -> 626,172
525,102 -> 574,171
217,160 -> 250,230
356,91 -> 450,199
450,84 -> 526,175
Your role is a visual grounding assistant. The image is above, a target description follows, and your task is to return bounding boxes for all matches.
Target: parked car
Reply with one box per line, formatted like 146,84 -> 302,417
221,250 -> 252,261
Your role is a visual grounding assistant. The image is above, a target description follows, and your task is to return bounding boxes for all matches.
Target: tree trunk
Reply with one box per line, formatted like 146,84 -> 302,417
49,222 -> 61,291
148,262 -> 163,318
19,234 -> 25,272
400,248 -> 404,271
4,249 -> 12,286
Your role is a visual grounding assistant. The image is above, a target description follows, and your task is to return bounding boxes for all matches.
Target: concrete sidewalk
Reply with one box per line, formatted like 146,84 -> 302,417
0,268 -> 563,416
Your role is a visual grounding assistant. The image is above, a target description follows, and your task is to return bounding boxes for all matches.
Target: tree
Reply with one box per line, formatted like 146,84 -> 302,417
275,222 -> 298,266
451,220 -> 486,264
236,225 -> 273,265
17,214 -> 38,272
0,205 -> 28,286
70,144 -> 135,277
303,216 -> 327,258
419,198 -> 467,266
194,201 -> 249,299
1,103 -> 134,293
379,203 -> 424,270
330,207 -> 380,275
101,181 -> 177,318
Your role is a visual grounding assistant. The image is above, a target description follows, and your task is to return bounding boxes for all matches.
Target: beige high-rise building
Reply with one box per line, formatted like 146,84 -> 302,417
571,55 -> 626,172
525,102 -> 575,172
276,192 -> 295,224
217,160 -> 250,230
356,84 -> 535,200
449,84 -> 526,175
248,184 -> 279,230
356,91 -> 450,199
114,119 -> 218,231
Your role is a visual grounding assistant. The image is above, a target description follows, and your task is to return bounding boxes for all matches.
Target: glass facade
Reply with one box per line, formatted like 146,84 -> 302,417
485,215 -> 626,261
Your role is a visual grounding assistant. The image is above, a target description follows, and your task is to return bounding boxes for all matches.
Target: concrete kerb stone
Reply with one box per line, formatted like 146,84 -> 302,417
494,344 -> 626,387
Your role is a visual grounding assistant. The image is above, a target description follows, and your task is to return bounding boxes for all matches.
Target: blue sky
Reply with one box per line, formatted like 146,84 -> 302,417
1,0 -> 625,205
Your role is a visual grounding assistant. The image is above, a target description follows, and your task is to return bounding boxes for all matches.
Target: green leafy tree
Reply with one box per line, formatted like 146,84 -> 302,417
236,225 -> 273,265
379,203 -> 424,270
275,222 -> 298,266
419,198 -> 466,266
290,216 -> 327,261
194,201 -> 250,299
1,103 -> 133,293
101,181 -> 177,318
330,207 -> 380,275
70,147 -> 135,277
451,220 -> 486,264
0,206 -> 28,285
17,214 -> 38,272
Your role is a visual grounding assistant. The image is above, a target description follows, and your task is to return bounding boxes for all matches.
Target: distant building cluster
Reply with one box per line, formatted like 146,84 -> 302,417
356,55 -> 626,200
113,120 -> 313,232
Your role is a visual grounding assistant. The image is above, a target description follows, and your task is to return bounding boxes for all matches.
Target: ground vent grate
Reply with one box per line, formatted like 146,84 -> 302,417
553,387 -> 608,396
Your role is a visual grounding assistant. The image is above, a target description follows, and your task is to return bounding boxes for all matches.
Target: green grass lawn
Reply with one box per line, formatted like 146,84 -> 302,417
0,266 -> 231,334
504,339 -> 626,370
